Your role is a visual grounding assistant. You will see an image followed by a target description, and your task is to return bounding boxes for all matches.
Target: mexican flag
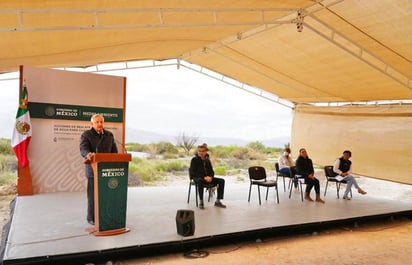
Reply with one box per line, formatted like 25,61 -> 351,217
11,84 -> 32,168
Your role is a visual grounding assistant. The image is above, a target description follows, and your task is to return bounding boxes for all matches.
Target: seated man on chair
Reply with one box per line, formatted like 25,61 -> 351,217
189,143 -> 226,209
333,150 -> 367,200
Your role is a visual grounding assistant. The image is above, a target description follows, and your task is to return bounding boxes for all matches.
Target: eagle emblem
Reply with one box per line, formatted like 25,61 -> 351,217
108,178 -> 119,189
15,120 -> 31,135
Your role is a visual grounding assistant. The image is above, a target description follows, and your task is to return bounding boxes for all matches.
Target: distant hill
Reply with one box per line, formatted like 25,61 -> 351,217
126,128 -> 289,148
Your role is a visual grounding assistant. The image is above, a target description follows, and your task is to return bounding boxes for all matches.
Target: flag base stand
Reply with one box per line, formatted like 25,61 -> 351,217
85,226 -> 130,236
17,165 -> 33,196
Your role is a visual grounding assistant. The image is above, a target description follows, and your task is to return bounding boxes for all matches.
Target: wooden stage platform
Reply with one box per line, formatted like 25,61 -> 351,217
1,182 -> 411,264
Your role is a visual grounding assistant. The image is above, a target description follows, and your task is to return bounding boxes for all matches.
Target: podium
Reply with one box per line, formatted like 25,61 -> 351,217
88,153 -> 132,236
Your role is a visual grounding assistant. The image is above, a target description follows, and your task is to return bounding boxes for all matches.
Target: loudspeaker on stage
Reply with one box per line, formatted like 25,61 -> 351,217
176,209 -> 195,236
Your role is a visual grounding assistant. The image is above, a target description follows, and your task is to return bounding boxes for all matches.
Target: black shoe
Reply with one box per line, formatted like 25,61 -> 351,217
214,201 -> 226,208
199,202 -> 205,209
87,219 -> 95,225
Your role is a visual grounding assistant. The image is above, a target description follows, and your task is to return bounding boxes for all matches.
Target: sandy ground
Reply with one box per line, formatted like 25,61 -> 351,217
117,217 -> 412,265
1,173 -> 411,265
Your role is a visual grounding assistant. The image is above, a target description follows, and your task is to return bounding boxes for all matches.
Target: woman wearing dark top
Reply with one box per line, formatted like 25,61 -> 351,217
295,148 -> 325,203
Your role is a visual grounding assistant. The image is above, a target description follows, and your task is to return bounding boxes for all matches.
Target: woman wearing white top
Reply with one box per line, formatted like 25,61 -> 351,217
278,147 -> 297,188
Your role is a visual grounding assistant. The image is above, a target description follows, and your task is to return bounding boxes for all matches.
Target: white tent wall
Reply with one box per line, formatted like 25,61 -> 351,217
291,104 -> 412,184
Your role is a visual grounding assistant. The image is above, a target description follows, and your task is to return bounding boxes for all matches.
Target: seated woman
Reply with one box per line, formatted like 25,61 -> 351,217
295,148 -> 325,203
278,147 -> 297,188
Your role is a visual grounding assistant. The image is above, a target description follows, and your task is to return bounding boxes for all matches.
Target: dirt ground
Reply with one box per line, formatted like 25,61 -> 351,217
118,217 -> 412,265
1,176 -> 411,265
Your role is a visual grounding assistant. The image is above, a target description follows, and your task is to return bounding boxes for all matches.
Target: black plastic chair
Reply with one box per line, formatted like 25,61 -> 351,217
275,162 -> 295,192
187,169 -> 216,207
288,174 -> 305,202
248,166 -> 279,205
324,165 -> 352,199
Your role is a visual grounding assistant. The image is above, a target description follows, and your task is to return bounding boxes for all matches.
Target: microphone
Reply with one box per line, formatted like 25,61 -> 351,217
114,137 -> 128,154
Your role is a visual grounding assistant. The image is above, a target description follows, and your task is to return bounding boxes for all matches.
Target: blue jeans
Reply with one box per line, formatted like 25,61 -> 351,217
279,167 -> 297,188
342,175 -> 360,197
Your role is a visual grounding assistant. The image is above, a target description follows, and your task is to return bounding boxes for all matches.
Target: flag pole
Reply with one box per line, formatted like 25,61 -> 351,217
16,66 -> 33,196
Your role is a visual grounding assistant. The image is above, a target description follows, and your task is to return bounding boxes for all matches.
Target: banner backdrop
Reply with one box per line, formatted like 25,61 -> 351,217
22,66 -> 126,193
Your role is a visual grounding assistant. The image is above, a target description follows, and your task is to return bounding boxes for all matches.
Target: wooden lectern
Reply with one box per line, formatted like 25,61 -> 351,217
88,153 -> 132,236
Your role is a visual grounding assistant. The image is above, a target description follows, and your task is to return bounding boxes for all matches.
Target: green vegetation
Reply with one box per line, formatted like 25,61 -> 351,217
126,141 -> 283,185
0,139 -> 17,195
0,138 -> 285,188
0,138 -> 14,156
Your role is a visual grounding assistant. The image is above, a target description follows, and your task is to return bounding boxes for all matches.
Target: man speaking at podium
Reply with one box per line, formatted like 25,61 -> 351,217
80,114 -> 118,225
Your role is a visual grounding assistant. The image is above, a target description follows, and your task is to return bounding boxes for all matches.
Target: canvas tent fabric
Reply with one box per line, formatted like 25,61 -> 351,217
0,0 -> 411,184
0,0 -> 410,104
292,104 -> 412,184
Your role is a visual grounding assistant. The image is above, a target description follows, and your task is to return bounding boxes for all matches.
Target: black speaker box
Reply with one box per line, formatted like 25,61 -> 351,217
176,209 -> 195,236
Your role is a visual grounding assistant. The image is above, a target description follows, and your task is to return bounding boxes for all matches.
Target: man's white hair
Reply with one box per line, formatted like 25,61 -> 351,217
91,113 -> 104,122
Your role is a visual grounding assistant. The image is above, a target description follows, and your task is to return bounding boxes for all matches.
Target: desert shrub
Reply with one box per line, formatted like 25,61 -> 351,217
224,158 -> 250,169
0,171 -> 16,186
156,141 -> 178,154
246,141 -> 266,153
265,147 -> 283,157
126,142 -> 145,152
165,160 -> 187,172
246,160 -> 275,172
149,160 -> 188,174
127,163 -> 141,186
129,158 -> 166,184
129,158 -> 188,184
231,147 -> 249,159
154,162 -> 167,172
137,167 -> 161,183
247,148 -> 266,160
0,138 -> 13,155
214,161 -> 228,175
131,156 -> 143,164
210,145 -> 238,158
125,141 -> 283,185
163,152 -> 178,159
0,154 -> 17,172
144,144 -> 158,159
134,163 -> 165,183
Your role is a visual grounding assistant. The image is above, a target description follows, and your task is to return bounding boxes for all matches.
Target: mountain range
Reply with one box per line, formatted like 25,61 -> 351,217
126,128 -> 289,148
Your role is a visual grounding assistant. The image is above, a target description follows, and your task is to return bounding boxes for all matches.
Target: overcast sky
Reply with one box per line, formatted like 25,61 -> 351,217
0,65 -> 293,145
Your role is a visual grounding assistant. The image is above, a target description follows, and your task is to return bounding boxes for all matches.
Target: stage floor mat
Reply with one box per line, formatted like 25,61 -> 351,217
2,183 -> 412,264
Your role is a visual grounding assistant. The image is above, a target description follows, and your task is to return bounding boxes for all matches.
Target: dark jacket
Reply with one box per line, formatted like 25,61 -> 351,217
80,127 -> 118,178
295,155 -> 314,177
338,157 -> 352,173
189,153 -> 214,181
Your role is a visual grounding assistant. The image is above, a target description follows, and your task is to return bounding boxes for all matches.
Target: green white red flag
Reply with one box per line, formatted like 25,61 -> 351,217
11,84 -> 32,167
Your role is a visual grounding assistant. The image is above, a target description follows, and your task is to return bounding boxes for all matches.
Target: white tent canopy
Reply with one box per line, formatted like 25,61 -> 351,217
1,0 -> 410,103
